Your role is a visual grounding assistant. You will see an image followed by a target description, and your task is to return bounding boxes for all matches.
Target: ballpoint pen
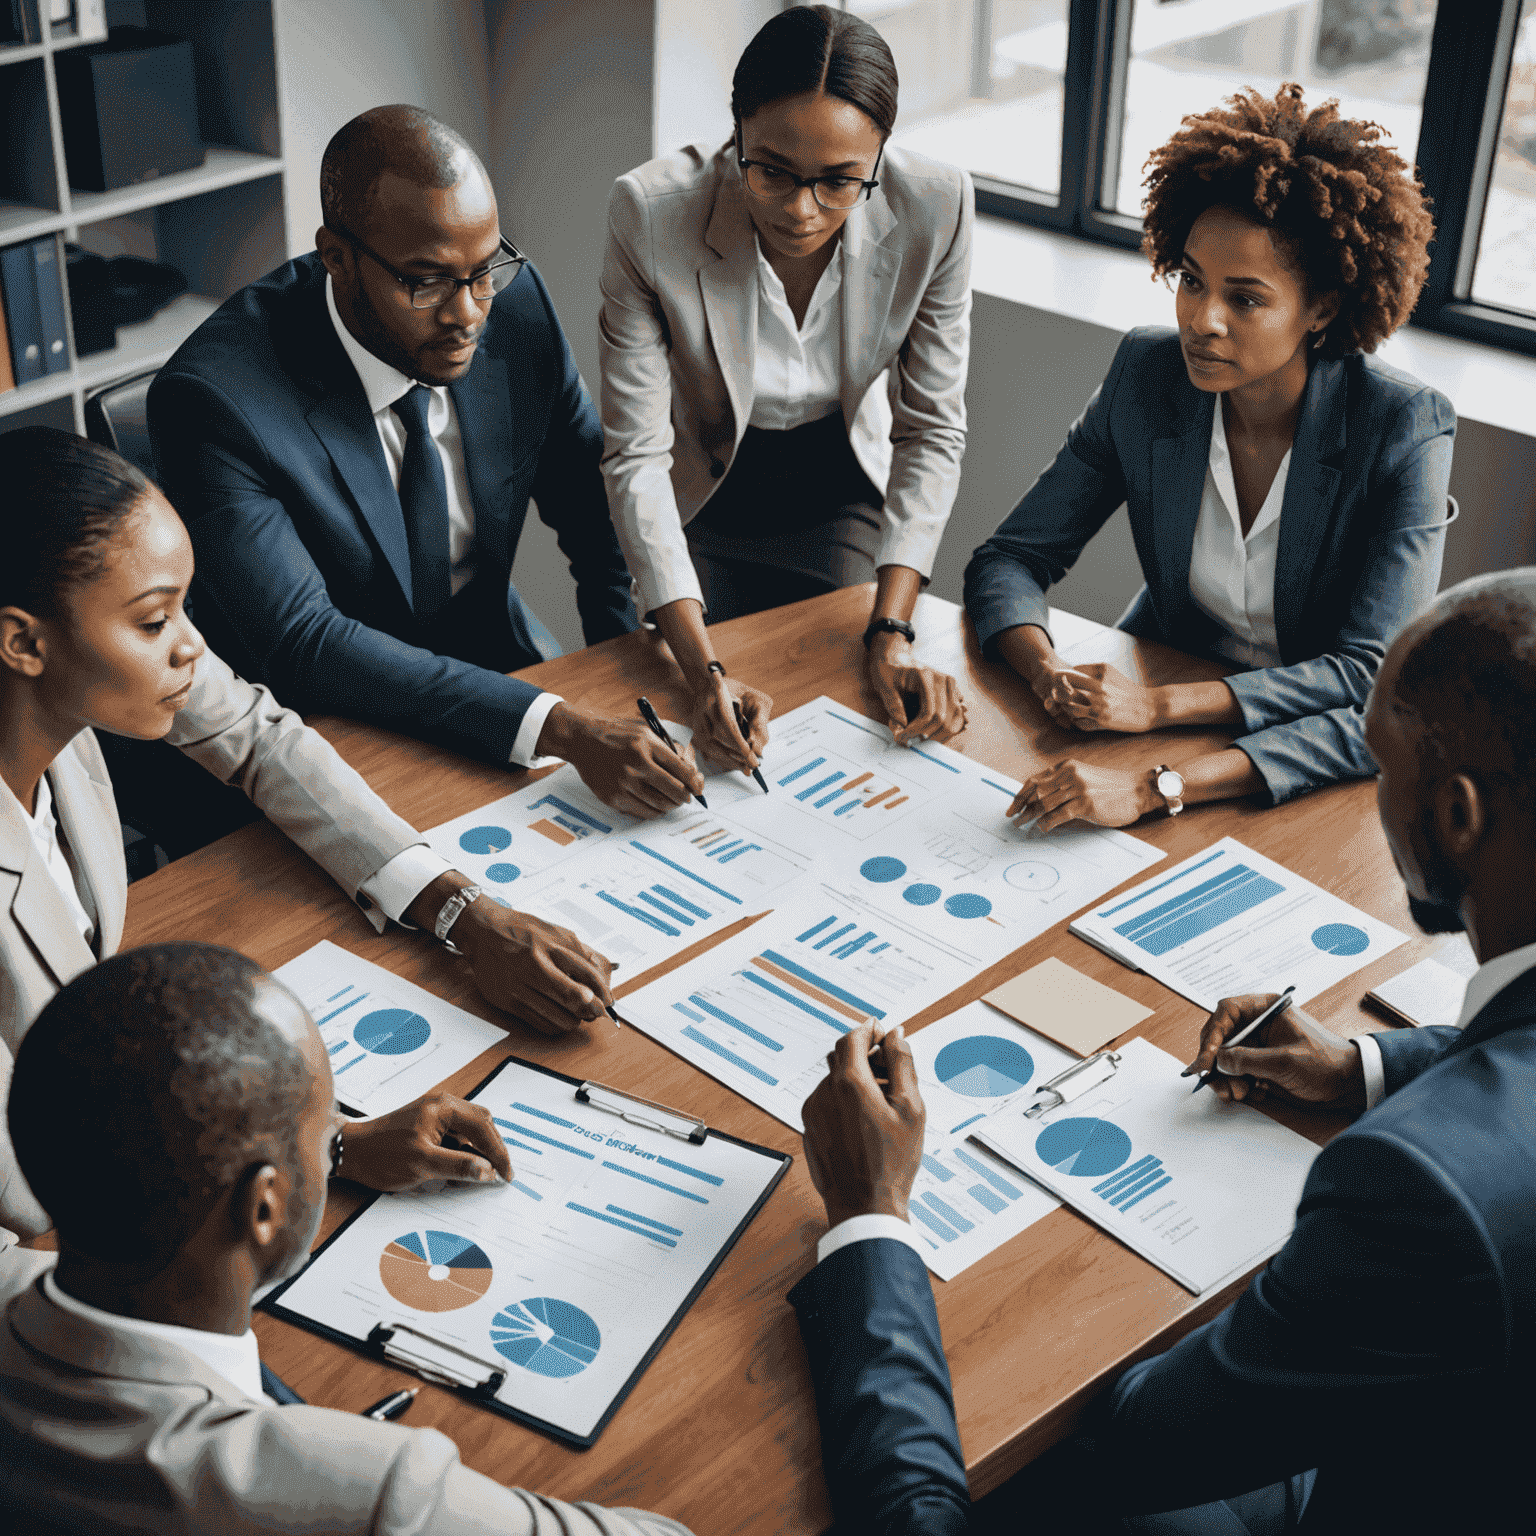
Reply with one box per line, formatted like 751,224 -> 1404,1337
732,700 -> 770,794
1190,986 -> 1296,1094
636,695 -> 707,808
361,1386 -> 418,1421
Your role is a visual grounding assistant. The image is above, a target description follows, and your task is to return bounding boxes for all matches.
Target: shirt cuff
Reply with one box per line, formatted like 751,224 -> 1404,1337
816,1213 -> 927,1267
510,692 -> 564,769
358,844 -> 453,926
1352,1032 -> 1387,1111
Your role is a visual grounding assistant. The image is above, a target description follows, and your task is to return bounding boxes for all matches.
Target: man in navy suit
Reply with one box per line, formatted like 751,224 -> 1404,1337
151,106 -> 702,818
792,570 -> 1536,1533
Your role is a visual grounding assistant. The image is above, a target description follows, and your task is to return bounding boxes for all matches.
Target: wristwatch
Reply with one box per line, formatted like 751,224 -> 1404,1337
863,617 -> 916,650
1153,765 -> 1185,817
434,883 -> 483,952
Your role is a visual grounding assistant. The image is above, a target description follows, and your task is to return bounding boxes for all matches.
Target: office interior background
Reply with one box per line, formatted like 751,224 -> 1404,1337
2,0 -> 1533,654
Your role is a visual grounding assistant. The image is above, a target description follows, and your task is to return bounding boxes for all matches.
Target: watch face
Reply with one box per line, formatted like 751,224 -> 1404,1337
1157,769 -> 1184,798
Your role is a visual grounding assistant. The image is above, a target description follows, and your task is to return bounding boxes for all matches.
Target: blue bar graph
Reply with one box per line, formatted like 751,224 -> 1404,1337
1115,866 -> 1249,938
631,841 -> 743,904
511,1180 -> 542,1200
923,1192 -> 974,1233
922,1153 -> 953,1182
1093,1155 -> 1158,1197
778,757 -> 825,786
969,1184 -> 1007,1215
710,839 -> 743,856
910,1203 -> 958,1242
690,994 -> 784,1051
673,1001 -> 704,1023
335,1054 -> 366,1075
797,916 -> 836,943
553,815 -> 589,838
607,1204 -> 683,1236
833,931 -> 875,959
954,1147 -> 1022,1199
1123,870 -> 1285,956
638,889 -> 695,925
761,950 -> 885,1019
1099,850 -> 1226,919
833,798 -> 862,816
502,1136 -> 544,1156
1110,1168 -> 1169,1207
982,778 -> 1014,797
567,1201 -> 677,1247
602,1158 -> 710,1203
326,984 -> 355,1002
492,1117 -> 594,1159
531,794 -> 611,834
742,970 -> 851,1034
657,885 -> 710,918
326,1041 -> 349,1056
827,710 -> 886,740
910,745 -> 960,773
812,922 -> 856,950
796,771 -> 845,802
511,1103 -> 577,1128
870,942 -> 889,954
656,1155 -> 724,1187
1120,1175 -> 1173,1210
681,1024 -> 780,1085
813,786 -> 849,808
717,843 -> 761,864
318,993 -> 368,1026
597,889 -> 678,936
950,1112 -> 985,1135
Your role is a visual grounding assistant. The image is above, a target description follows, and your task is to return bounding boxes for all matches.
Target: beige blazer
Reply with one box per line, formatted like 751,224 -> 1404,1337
0,649 -> 424,1238
0,1267 -> 693,1535
599,140 -> 973,616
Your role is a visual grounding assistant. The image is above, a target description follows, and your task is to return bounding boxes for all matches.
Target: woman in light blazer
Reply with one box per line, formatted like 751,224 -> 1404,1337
0,430 -> 622,1240
965,84 -> 1453,831
600,4 -> 972,772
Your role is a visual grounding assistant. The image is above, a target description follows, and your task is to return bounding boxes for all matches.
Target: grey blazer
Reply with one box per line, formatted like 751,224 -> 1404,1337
964,328 -> 1456,803
0,649 -> 424,1238
0,1260 -> 692,1536
599,140 -> 973,616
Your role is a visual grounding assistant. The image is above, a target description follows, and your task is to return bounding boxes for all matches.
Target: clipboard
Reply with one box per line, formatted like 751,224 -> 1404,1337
263,1054 -> 791,1447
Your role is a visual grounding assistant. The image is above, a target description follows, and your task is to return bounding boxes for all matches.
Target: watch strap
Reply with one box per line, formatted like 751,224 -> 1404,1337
863,617 -> 916,650
434,883 -> 482,951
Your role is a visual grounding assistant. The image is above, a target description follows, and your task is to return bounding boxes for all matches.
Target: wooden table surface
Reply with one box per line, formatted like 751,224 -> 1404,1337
120,586 -> 1471,1535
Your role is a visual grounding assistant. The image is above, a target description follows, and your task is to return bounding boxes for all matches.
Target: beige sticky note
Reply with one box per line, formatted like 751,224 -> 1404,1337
984,957 -> 1154,1057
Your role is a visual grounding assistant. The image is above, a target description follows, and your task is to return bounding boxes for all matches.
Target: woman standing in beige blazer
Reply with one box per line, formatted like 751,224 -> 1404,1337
600,4 -> 973,772
0,430 -> 624,1240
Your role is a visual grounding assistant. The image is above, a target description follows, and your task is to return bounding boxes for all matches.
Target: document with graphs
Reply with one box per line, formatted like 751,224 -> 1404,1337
267,1055 -> 788,1445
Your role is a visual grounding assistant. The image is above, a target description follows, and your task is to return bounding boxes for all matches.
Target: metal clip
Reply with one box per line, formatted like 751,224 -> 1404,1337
575,1080 -> 708,1145
368,1321 -> 506,1397
1022,1049 -> 1122,1120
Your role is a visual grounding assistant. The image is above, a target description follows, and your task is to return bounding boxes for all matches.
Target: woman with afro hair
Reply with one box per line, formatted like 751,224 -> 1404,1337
965,83 -> 1453,831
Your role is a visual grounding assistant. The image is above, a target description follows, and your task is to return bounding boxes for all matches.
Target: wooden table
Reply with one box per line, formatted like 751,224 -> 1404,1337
120,586 -> 1471,1534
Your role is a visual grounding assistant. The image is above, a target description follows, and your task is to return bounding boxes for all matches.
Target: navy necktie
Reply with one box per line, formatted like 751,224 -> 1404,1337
391,385 -> 453,618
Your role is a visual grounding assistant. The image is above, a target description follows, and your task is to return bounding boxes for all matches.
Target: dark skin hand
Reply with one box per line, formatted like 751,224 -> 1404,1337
537,701 -> 704,818
801,1023 -> 925,1227
343,1090 -> 514,1191
1183,991 -> 1367,1111
406,873 -> 615,1037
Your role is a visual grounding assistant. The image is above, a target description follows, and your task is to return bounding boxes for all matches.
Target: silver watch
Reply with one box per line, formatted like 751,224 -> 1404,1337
434,883 -> 483,951
1153,765 -> 1185,817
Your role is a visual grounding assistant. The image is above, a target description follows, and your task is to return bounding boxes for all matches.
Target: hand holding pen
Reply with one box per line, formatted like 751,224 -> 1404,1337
637,697 -> 708,809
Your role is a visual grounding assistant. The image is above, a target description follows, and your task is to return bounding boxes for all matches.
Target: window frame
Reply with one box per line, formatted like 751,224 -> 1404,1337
944,0 -> 1536,357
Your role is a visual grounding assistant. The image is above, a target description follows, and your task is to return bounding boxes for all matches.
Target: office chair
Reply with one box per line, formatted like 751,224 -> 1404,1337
83,368 -> 160,482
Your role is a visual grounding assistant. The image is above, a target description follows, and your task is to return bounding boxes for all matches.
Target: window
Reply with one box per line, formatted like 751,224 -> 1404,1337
845,0 -> 1536,355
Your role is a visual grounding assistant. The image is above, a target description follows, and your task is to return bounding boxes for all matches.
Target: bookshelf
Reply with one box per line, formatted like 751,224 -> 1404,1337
0,0 -> 285,432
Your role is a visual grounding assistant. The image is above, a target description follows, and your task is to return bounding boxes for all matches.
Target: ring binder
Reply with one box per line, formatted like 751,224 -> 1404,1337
1021,1049 -> 1122,1120
575,1079 -> 708,1144
367,1321 -> 507,1396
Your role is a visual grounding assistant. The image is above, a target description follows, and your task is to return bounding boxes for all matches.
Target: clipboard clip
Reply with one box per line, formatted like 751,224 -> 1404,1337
576,1080 -> 708,1145
368,1321 -> 507,1398
1022,1050 -> 1121,1120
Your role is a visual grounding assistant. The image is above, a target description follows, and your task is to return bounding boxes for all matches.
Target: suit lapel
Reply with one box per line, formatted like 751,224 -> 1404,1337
448,339 -> 513,576
838,193 -> 902,406
1148,389 -> 1214,629
1448,966 -> 1536,1057
49,734 -> 124,957
1273,359 -> 1345,659
699,169 -> 759,438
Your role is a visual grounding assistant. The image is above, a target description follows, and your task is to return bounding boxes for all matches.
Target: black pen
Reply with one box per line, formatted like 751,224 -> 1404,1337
732,700 -> 770,794
637,696 -> 707,808
1190,986 -> 1296,1094
361,1386 -> 418,1421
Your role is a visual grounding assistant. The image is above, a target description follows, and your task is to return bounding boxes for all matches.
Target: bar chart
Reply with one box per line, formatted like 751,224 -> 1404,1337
766,743 -> 928,840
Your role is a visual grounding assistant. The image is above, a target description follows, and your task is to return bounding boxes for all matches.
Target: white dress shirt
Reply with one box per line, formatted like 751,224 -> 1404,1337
324,277 -> 562,766
747,235 -> 845,432
3,771 -> 96,947
43,1269 -> 272,1404
1188,398 -> 1289,671
1355,939 -> 1536,1110
817,1211 -> 928,1266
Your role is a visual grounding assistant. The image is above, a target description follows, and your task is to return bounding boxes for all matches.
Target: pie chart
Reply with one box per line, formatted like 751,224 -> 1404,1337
1034,1116 -> 1133,1178
460,825 -> 512,856
486,862 -> 522,883
903,882 -> 941,905
935,1034 -> 1035,1098
355,1008 -> 430,1055
379,1230 -> 494,1311
490,1297 -> 601,1379
944,893 -> 993,920
860,857 -> 907,883
1311,923 -> 1369,955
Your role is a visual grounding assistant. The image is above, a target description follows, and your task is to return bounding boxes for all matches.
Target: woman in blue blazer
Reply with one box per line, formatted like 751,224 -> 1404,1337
965,84 -> 1453,829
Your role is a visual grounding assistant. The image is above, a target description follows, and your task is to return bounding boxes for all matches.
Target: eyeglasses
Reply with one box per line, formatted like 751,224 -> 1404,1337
328,1127 -> 345,1179
327,222 -> 526,309
738,150 -> 883,211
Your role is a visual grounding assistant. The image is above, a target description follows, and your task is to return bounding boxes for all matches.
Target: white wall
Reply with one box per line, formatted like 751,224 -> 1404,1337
653,0 -> 781,157
273,0 -> 493,258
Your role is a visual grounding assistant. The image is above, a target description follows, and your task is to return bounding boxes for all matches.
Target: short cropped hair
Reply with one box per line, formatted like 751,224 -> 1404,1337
1394,570 -> 1536,817
9,944 -> 311,1273
1,425 -> 149,618
1140,82 -> 1435,357
732,4 -> 898,138
320,104 -> 486,239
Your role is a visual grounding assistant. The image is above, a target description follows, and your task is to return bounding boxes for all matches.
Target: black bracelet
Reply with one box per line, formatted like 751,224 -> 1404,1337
863,617 -> 916,650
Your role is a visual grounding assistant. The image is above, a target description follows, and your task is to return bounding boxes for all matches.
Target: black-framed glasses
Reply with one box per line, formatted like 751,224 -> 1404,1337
738,148 -> 883,210
327,1127 -> 345,1179
328,221 -> 526,309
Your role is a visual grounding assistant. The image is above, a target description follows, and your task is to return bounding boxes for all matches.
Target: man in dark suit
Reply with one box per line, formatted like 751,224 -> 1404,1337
791,569 -> 1536,1534
150,105 -> 701,819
